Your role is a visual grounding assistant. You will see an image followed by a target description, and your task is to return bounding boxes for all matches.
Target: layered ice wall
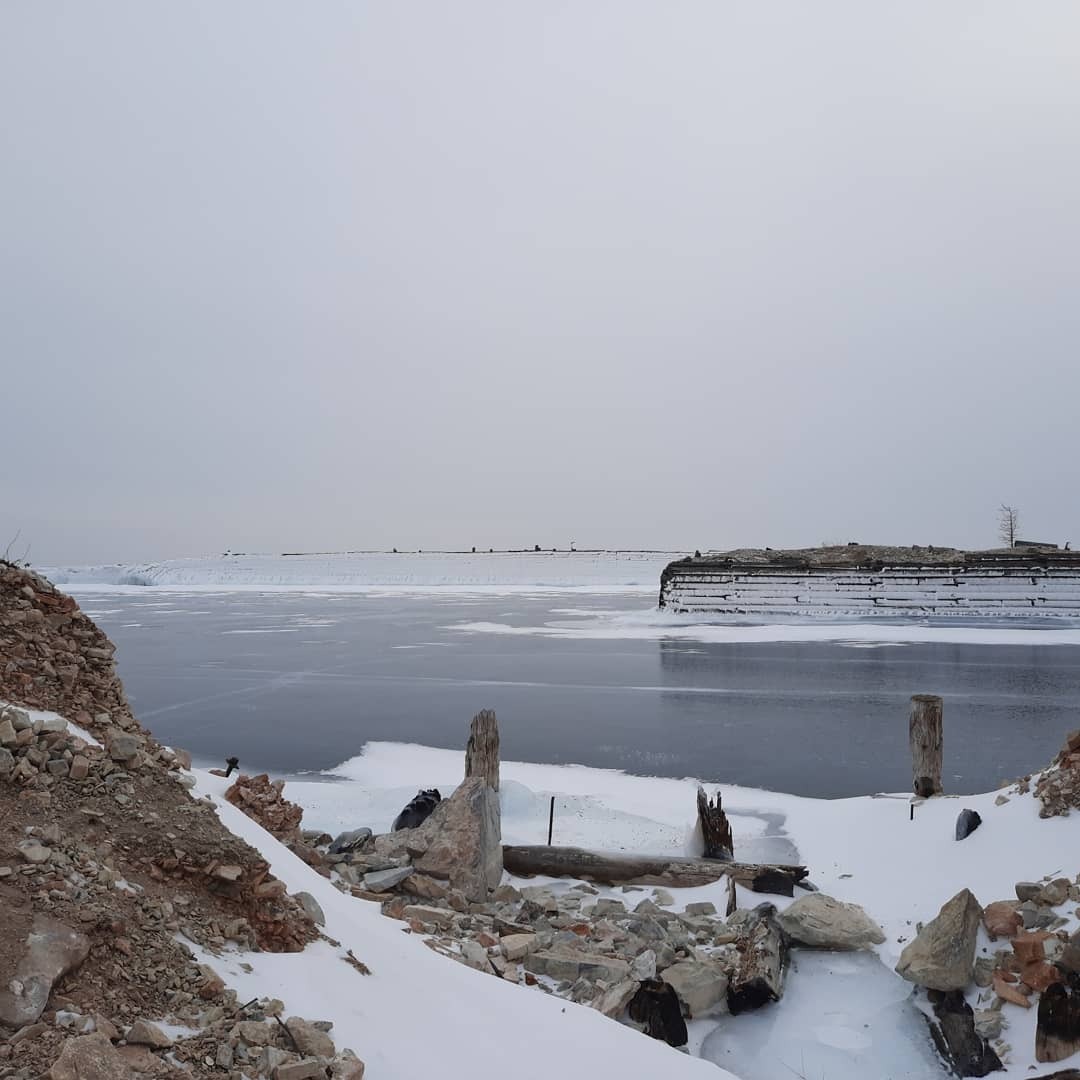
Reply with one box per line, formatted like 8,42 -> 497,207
661,550 -> 1080,617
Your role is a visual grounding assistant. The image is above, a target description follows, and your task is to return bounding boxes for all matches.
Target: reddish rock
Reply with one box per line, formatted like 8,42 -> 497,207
1023,961 -> 1064,993
994,972 -> 1032,1008
1013,932 -> 1049,965
983,900 -> 1022,941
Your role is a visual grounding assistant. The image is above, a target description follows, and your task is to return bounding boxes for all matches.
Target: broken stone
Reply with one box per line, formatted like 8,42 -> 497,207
330,1049 -> 366,1079
592,978 -> 640,1017
896,889 -> 982,991
293,891 -> 326,926
47,1033 -> 134,1080
413,778 -> 501,903
232,1020 -> 273,1045
632,949 -> 657,981
982,901 -> 1022,941
402,904 -> 456,929
955,809 -> 983,840
0,915 -> 91,1027
124,1019 -> 172,1048
993,972 -> 1031,1008
273,1059 -> 326,1080
776,893 -> 885,951
285,1016 -> 336,1058
523,948 -> 630,984
501,933 -> 537,962
459,940 -> 492,973
16,839 -> 51,864
661,960 -> 728,1017
106,732 -> 140,761
328,828 -> 373,855
362,866 -> 414,892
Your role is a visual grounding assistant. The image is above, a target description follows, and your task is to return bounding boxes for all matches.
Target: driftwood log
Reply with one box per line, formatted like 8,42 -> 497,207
502,845 -> 807,895
696,786 -> 734,860
727,904 -> 787,1014
910,694 -> 944,796
465,709 -> 500,791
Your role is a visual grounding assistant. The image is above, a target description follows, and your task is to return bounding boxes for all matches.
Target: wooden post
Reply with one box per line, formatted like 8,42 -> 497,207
696,786 -> 734,860
547,797 -> 555,845
464,709 -> 500,791
910,694 -> 943,796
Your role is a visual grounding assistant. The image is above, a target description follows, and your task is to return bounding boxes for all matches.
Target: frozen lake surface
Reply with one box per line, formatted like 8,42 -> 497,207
75,589 -> 1080,796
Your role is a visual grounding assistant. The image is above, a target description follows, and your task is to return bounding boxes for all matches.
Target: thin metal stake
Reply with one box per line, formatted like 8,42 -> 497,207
547,796 -> 555,845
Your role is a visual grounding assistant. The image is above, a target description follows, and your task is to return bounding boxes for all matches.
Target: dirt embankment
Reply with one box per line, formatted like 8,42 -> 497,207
0,561 -> 320,1078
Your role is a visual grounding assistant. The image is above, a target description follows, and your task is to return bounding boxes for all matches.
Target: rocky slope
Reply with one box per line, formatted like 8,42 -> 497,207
0,561 -> 364,1079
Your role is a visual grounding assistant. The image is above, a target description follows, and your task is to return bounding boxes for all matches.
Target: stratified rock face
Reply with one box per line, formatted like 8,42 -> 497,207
896,889 -> 982,991
413,777 -> 501,902
776,894 -> 885,951
0,915 -> 91,1027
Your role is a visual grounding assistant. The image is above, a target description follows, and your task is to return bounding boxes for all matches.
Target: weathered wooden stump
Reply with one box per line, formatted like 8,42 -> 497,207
727,904 -> 787,1014
628,979 -> 687,1046
1037,978 -> 1080,1063
697,786 -> 734,860
465,709 -> 500,791
929,990 -> 1003,1076
910,694 -> 944,796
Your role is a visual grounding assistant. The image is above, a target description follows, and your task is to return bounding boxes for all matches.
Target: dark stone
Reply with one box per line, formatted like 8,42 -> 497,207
628,979 -> 687,1047
929,991 -> 1003,1076
327,828 -> 373,856
955,809 -> 983,841
392,788 -> 442,832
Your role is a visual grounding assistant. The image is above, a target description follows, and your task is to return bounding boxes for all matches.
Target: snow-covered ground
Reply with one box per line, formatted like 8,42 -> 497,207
38,551 -> 677,593
189,741 -> 1080,1080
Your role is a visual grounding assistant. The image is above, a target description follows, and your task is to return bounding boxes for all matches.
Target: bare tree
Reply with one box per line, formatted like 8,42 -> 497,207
998,504 -> 1020,548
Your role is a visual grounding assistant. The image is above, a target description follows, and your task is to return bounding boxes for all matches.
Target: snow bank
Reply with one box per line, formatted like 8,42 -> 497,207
39,551 -> 677,593
192,767 -> 727,1080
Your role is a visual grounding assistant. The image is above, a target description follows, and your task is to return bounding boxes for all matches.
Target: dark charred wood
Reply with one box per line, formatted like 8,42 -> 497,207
928,991 -> 1003,1076
697,786 -> 734,860
628,979 -> 687,1047
1037,976 -> 1080,1064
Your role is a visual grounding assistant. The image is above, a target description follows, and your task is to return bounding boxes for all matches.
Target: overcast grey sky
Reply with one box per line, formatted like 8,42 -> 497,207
2,2 -> 1078,564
